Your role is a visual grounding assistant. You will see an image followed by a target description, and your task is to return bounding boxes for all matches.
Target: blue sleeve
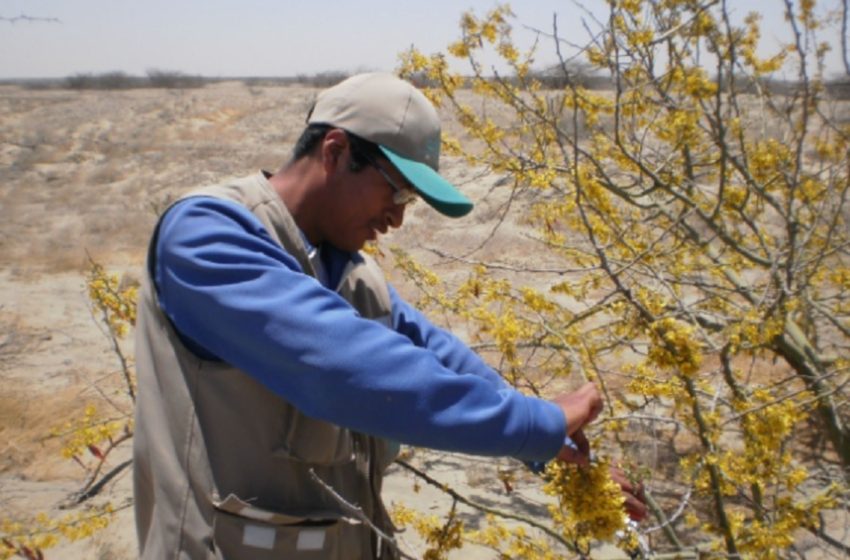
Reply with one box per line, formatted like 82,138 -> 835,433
389,285 -> 509,390
154,197 -> 566,462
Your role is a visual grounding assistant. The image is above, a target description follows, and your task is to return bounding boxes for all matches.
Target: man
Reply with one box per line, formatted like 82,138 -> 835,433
133,72 -> 644,559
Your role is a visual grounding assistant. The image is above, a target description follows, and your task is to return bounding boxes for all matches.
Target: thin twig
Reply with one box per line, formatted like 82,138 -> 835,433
307,469 -> 416,560
393,459 -> 575,551
61,458 -> 133,508
61,430 -> 134,508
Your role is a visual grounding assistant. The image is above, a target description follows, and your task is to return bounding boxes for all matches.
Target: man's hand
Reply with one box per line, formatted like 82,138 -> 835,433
550,383 -> 648,522
555,430 -> 591,466
553,382 -> 603,436
551,382 -> 602,465
610,465 -> 648,522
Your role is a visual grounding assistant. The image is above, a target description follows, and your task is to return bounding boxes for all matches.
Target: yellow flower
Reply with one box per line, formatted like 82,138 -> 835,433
544,458 -> 626,545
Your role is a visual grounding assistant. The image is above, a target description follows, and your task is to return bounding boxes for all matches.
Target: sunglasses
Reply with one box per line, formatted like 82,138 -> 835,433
370,158 -> 418,206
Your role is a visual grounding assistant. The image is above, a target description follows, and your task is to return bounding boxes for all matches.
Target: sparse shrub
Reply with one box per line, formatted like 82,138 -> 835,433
63,70 -> 206,90
526,62 -> 611,90
145,68 -> 205,89
65,72 -> 142,90
294,70 -> 351,88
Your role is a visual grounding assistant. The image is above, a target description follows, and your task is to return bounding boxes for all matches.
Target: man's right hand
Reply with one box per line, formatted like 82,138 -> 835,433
553,382 -> 602,436
549,383 -> 649,522
551,382 -> 602,465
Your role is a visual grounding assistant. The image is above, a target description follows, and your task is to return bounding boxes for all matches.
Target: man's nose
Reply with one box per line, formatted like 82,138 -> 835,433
386,204 -> 405,229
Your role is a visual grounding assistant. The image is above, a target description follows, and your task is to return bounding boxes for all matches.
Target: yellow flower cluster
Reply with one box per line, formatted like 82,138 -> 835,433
737,13 -> 789,74
87,262 -> 137,339
1,505 -> 114,560
391,504 -> 464,560
726,308 -> 785,354
655,108 -> 700,145
647,317 -> 703,375
748,139 -> 792,185
390,248 -> 450,310
543,459 -> 627,552
626,363 -> 686,400
468,515 -> 563,559
53,403 -> 125,461
447,5 -> 514,61
395,504 -> 587,559
813,132 -> 848,162
676,376 -> 843,556
722,389 -> 806,488
829,267 -> 850,290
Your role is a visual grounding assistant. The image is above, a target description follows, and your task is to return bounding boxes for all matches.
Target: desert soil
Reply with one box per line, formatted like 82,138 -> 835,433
0,82 -> 577,559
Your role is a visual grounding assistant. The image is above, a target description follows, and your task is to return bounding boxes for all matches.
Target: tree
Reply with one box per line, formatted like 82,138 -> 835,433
393,0 -> 849,556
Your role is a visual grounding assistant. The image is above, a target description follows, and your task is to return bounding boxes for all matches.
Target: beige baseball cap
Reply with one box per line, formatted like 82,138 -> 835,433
306,72 -> 473,218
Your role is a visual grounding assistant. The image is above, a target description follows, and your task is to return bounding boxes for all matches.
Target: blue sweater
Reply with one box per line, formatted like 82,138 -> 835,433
153,196 -> 566,462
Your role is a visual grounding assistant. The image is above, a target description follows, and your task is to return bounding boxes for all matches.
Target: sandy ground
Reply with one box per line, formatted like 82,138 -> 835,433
0,82 -> 580,559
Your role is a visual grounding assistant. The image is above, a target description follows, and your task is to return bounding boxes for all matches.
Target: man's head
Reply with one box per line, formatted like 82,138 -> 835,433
305,72 -> 473,218
287,127 -> 416,252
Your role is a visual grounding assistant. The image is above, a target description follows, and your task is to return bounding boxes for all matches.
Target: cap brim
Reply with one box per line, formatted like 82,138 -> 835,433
379,146 -> 473,218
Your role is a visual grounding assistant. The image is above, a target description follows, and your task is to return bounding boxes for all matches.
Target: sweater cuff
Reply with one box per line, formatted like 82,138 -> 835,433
514,398 -> 567,462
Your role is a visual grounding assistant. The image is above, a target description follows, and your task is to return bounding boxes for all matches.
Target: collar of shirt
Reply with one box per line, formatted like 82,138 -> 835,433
298,232 -> 330,288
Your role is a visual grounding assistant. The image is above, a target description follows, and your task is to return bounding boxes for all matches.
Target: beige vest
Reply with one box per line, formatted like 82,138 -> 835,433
133,173 -> 398,559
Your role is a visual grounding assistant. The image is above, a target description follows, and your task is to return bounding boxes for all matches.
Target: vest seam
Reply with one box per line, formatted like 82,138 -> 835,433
174,359 -> 203,558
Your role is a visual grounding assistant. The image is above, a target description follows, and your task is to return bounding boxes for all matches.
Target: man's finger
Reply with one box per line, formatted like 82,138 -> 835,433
571,430 -> 591,457
624,493 -> 648,521
609,466 -> 631,489
553,383 -> 602,438
556,444 -> 590,467
609,466 -> 648,521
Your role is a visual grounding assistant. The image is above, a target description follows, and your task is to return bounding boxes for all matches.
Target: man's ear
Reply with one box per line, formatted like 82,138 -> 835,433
320,128 -> 349,175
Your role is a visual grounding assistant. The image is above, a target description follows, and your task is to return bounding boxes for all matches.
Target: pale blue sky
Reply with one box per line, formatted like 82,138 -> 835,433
0,0 -> 846,79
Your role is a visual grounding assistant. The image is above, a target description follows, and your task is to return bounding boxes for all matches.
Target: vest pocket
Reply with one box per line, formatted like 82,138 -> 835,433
212,493 -> 362,559
273,408 -> 355,465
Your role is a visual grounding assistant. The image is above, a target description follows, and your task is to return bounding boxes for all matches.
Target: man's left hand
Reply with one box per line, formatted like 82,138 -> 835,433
610,465 -> 648,522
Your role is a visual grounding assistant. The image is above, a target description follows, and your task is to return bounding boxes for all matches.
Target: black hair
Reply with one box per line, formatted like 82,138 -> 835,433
345,131 -> 383,172
292,123 -> 332,160
291,124 -> 383,173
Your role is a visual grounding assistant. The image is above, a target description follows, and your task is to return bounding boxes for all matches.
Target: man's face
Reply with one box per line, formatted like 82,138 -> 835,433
321,147 -> 416,252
